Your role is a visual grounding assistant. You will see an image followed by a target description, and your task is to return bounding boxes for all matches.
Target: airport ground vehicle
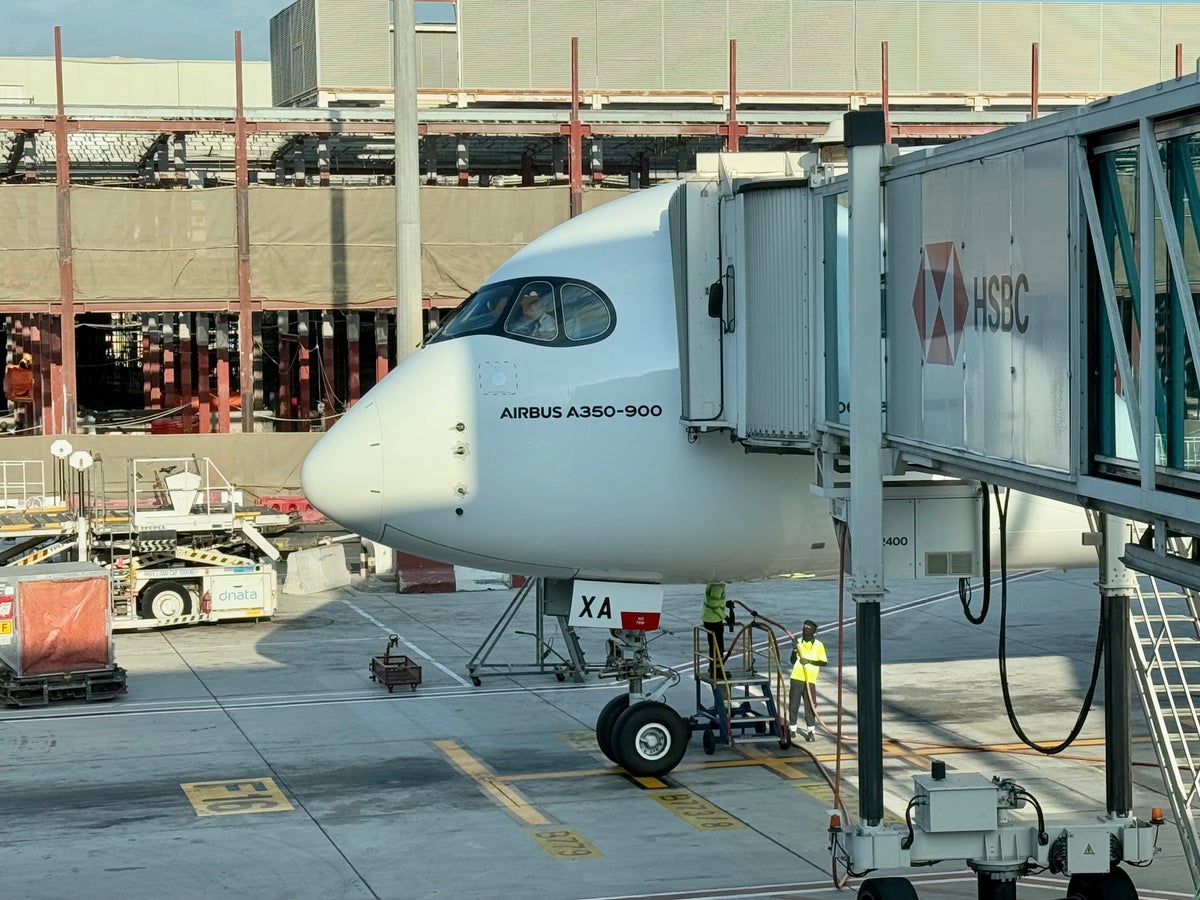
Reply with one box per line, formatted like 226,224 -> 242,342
1,452 -> 289,630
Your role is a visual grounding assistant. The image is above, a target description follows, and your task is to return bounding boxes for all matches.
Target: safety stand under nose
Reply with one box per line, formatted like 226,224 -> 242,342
466,577 -> 591,685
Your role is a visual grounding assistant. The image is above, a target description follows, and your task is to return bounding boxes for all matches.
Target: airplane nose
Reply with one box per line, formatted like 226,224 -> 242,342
300,399 -> 384,540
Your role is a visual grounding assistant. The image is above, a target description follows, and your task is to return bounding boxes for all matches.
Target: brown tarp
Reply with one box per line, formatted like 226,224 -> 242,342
0,183 -> 636,307
0,185 -> 59,301
18,575 -> 112,676
71,186 -> 238,302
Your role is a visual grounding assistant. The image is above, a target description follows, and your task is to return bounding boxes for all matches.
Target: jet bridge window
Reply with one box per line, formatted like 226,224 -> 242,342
427,276 -> 615,347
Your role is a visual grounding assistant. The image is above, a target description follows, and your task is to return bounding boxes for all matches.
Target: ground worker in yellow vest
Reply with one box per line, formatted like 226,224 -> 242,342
701,582 -> 728,674
788,619 -> 827,741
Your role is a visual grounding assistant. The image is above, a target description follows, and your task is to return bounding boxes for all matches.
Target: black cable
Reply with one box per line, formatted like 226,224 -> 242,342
901,796 -> 926,850
1015,788 -> 1048,845
996,485 -> 1105,754
961,481 -> 991,624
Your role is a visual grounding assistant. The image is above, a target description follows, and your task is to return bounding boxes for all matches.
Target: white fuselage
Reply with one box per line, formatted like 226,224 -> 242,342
301,184 -> 1093,583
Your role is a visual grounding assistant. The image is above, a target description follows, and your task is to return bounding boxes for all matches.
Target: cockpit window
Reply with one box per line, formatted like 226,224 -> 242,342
504,282 -> 558,342
561,283 -> 611,341
426,276 -> 615,347
440,283 -> 517,339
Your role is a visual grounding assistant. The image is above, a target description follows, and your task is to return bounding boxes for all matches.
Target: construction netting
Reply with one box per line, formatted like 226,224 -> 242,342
0,185 -> 59,302
0,184 -> 634,306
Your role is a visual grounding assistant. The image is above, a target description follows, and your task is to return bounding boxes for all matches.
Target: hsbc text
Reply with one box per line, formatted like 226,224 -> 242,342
973,274 -> 1030,334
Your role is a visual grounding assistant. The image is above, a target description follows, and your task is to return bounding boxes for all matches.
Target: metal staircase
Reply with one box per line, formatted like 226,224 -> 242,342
692,621 -> 791,754
1128,572 -> 1200,887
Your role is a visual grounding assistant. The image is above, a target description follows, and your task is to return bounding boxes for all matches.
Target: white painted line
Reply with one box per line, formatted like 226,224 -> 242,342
341,598 -> 472,686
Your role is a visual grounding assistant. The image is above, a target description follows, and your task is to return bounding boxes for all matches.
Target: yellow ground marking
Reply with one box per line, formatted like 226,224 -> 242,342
794,780 -> 837,805
651,790 -> 743,830
631,775 -> 668,789
180,778 -> 292,817
434,739 -> 551,826
528,828 -> 603,859
558,730 -> 600,753
739,743 -> 812,778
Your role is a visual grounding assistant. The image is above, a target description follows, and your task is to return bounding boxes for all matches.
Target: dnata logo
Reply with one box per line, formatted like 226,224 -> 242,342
912,242 -> 1031,365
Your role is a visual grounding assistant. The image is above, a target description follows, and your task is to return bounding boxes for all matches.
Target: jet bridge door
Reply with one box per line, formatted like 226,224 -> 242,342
734,183 -> 812,449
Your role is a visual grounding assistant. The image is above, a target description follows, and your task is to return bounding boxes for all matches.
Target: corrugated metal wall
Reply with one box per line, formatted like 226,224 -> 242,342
270,0 -> 318,105
453,0 -> 1200,95
316,0 -> 392,90
741,187 -> 810,444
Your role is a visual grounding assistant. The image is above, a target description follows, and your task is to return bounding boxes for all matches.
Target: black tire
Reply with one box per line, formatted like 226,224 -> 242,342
595,693 -> 631,763
471,677 -> 482,687
858,877 -> 919,900
1067,868 -> 1137,900
611,701 -> 689,777
139,580 -> 192,620
702,729 -> 716,755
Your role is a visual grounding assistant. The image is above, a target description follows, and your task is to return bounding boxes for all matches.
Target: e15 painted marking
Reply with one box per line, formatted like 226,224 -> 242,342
181,778 -> 293,817
651,791 -> 742,830
529,828 -> 603,859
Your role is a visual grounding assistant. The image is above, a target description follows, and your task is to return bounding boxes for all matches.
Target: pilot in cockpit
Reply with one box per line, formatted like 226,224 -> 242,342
508,289 -> 557,340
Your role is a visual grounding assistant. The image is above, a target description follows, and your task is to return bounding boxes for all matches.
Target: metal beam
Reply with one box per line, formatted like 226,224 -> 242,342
234,32 -> 255,434
53,27 -> 77,435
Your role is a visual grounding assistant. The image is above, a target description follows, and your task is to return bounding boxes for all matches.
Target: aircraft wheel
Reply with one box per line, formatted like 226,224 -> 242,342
139,581 -> 192,620
595,694 -> 631,763
1067,868 -> 1137,900
858,877 -> 918,900
471,677 -> 482,687
611,701 -> 689,777
702,729 -> 716,755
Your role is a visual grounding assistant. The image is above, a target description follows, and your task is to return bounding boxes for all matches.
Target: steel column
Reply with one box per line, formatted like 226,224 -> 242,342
393,0 -> 423,365
882,42 -> 891,143
1031,42 -> 1040,121
53,27 -> 77,435
847,110 -> 887,826
234,32 -> 255,433
559,37 -> 591,218
375,312 -> 389,386
720,41 -> 747,152
1100,514 -> 1136,817
197,315 -> 211,434
216,314 -> 230,433
347,313 -> 361,405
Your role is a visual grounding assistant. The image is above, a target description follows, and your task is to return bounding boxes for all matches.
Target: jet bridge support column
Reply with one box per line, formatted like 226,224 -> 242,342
1101,514 -> 1136,817
846,109 -> 887,827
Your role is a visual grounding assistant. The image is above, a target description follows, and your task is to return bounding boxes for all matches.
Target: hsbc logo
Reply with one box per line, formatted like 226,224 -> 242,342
912,242 -> 1031,365
912,242 -> 969,365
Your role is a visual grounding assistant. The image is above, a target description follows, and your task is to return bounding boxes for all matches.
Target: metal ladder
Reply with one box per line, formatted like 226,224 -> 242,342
692,621 -> 789,752
1128,572 -> 1200,887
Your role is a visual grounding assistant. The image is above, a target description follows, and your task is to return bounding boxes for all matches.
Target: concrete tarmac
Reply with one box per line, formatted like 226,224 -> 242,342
1,568 -> 1195,900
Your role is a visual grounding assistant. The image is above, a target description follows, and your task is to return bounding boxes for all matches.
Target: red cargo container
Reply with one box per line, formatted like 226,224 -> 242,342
0,562 -> 114,678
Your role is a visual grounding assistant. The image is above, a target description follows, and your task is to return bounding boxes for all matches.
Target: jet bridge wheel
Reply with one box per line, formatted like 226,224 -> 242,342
858,877 -> 918,900
595,694 -> 631,763
611,701 -> 689,777
139,580 -> 192,620
1067,868 -> 1138,900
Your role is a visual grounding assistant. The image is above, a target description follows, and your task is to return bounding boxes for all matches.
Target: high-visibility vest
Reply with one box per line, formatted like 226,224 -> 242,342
790,638 -> 827,683
702,584 -> 725,623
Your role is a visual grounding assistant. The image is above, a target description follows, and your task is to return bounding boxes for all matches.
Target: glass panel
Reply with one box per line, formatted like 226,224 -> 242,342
561,283 -> 611,341
823,192 -> 850,425
504,281 -> 558,341
1165,135 -> 1200,472
439,282 -> 519,339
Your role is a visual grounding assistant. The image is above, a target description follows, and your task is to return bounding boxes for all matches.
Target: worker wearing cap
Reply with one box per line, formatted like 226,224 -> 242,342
788,619 -> 827,741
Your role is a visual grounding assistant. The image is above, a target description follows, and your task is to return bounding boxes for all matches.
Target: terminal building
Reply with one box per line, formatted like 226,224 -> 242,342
0,0 -> 1196,443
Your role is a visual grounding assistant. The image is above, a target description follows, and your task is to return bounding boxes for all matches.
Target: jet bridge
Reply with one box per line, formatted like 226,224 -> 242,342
674,72 -> 1200,899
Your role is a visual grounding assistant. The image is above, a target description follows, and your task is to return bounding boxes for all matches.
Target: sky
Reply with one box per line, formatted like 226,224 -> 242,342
0,0 -> 455,61
0,0 -> 1189,62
